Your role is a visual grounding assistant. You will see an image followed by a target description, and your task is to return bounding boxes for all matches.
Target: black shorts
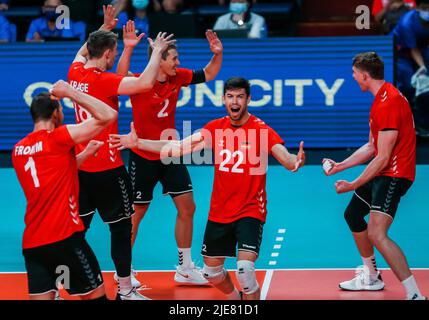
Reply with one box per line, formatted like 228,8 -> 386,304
201,217 -> 264,257
78,166 -> 134,224
128,150 -> 193,204
351,176 -> 413,219
23,232 -> 103,296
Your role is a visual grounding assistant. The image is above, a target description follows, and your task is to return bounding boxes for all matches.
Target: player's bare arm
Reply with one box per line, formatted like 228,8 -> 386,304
76,140 -> 104,168
116,20 -> 145,76
323,131 -> 375,176
117,32 -> 176,95
335,130 -> 398,194
73,5 -> 118,64
108,123 -> 205,157
271,141 -> 305,173
203,30 -> 223,81
50,80 -> 117,144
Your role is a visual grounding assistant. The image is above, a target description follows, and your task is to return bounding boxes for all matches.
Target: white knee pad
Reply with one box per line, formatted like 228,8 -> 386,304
202,264 -> 227,285
236,260 -> 259,295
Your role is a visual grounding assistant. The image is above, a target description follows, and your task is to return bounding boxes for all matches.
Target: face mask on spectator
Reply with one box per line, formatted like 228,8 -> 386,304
43,6 -> 61,22
419,10 -> 429,21
132,0 -> 149,10
230,2 -> 248,14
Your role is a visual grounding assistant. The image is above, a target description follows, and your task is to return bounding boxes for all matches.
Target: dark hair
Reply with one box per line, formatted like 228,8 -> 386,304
30,92 -> 60,123
223,77 -> 250,96
87,30 -> 118,59
352,52 -> 384,80
148,43 -> 177,60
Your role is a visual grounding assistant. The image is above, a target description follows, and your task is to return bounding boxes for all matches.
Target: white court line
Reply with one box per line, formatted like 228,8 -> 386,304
275,237 -> 284,242
273,244 -> 282,250
271,252 -> 279,257
278,229 -> 286,234
261,269 -> 274,301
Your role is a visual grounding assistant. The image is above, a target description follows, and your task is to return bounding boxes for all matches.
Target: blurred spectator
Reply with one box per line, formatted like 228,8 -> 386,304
0,0 -> 15,42
153,0 -> 185,13
372,0 -> 416,34
26,0 -> 86,42
373,0 -> 416,21
213,0 -> 267,38
115,0 -> 150,36
393,0 -> 429,135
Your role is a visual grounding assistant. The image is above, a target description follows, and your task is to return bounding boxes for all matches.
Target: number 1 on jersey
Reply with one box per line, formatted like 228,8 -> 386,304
25,157 -> 40,188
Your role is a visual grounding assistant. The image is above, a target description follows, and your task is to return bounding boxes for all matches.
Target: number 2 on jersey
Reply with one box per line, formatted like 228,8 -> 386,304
158,99 -> 169,118
24,157 -> 40,188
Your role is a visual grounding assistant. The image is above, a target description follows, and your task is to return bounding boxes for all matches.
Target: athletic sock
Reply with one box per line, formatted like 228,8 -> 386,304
402,275 -> 423,299
362,255 -> 379,279
178,248 -> 192,269
226,288 -> 241,300
117,275 -> 133,295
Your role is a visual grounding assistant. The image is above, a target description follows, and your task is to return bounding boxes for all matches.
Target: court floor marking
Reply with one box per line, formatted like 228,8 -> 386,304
261,269 -> 274,300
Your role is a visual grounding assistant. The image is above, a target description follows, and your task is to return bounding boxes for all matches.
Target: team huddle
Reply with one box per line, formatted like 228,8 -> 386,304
12,6 -> 426,301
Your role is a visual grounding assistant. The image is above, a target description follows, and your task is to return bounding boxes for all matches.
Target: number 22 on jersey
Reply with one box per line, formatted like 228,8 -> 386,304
219,149 -> 244,173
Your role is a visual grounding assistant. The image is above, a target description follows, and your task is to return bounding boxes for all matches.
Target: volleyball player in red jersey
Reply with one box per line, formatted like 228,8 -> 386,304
109,77 -> 305,300
12,80 -> 116,300
323,52 -> 426,300
115,26 -> 223,284
68,5 -> 175,299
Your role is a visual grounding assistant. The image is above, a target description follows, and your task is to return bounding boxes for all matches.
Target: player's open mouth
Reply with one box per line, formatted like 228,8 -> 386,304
230,107 -> 240,115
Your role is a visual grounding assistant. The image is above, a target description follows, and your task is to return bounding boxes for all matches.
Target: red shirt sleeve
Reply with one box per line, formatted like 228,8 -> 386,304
176,68 -> 193,87
375,98 -> 401,131
372,0 -> 383,16
52,126 -> 76,151
99,72 -> 124,97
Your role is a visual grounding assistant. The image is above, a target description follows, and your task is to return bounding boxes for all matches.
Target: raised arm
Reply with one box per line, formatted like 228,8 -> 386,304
203,30 -> 223,82
117,32 -> 176,95
349,130 -> 397,187
116,20 -> 145,76
323,131 -> 375,176
73,5 -> 119,64
108,123 -> 205,157
50,80 -> 117,145
335,130 -> 397,194
271,141 -> 305,172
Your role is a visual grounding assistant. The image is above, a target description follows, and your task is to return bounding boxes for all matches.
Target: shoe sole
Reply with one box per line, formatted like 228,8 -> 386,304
338,284 -> 385,291
174,275 -> 210,286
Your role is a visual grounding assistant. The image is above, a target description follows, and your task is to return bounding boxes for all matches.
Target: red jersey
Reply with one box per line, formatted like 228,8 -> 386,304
68,62 -> 124,172
372,0 -> 415,16
202,114 -> 284,224
370,82 -> 416,181
12,126 -> 84,249
130,68 -> 193,160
